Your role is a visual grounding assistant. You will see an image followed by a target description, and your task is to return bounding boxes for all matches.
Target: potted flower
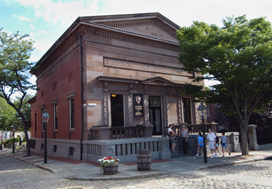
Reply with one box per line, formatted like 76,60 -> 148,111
97,156 -> 120,175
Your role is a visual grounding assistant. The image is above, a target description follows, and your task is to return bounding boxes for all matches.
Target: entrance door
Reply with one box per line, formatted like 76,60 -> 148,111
149,96 -> 162,135
111,94 -> 124,126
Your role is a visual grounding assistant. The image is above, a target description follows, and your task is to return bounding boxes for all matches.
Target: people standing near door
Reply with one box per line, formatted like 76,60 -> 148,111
168,124 -> 174,150
168,124 -> 174,136
181,126 -> 188,154
207,128 -> 217,159
170,131 -> 176,152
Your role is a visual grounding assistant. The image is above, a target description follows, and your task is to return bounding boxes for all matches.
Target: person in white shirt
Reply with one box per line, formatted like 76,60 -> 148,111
207,128 -> 217,159
168,124 -> 174,136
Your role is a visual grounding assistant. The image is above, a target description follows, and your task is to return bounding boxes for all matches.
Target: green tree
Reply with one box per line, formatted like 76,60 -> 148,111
177,15 -> 272,155
0,28 -> 35,156
13,95 -> 33,128
0,97 -> 16,131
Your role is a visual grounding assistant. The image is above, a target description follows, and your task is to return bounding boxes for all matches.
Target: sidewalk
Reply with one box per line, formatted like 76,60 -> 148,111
4,149 -> 272,181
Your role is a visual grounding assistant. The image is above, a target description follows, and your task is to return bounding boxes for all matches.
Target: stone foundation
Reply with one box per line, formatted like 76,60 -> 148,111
31,137 -> 170,163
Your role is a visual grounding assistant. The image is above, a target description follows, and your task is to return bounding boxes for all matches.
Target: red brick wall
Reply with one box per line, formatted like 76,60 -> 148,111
207,103 -> 217,123
31,52 -> 81,140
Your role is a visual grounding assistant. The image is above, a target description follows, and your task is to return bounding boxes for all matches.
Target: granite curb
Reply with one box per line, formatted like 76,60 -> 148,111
65,172 -> 171,181
6,151 -> 272,181
196,155 -> 272,170
6,154 -> 57,174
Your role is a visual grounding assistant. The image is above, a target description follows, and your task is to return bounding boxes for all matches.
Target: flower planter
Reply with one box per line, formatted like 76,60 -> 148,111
103,162 -> 119,175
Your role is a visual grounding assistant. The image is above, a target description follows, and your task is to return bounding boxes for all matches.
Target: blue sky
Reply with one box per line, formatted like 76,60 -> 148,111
1,0 -> 272,87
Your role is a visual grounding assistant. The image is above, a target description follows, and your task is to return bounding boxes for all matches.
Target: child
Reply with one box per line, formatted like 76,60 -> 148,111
215,136 -> 222,155
196,132 -> 204,156
221,132 -> 231,157
170,131 -> 176,152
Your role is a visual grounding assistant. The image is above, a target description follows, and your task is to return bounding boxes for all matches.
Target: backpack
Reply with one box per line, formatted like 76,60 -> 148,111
216,136 -> 219,144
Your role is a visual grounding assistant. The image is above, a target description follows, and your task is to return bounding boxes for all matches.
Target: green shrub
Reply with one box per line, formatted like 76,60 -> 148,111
3,138 -> 20,146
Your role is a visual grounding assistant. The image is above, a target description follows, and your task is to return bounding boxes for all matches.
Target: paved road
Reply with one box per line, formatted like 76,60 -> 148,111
1,150 -> 272,189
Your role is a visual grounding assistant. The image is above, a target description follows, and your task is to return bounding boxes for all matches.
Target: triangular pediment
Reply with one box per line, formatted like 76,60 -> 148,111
142,77 -> 175,86
81,13 -> 179,42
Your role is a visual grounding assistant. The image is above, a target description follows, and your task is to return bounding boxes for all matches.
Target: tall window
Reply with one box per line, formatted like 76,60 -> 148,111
41,108 -> 44,131
183,98 -> 191,124
54,104 -> 58,130
207,105 -> 210,117
35,113 -> 37,137
111,94 -> 124,126
69,98 -> 75,129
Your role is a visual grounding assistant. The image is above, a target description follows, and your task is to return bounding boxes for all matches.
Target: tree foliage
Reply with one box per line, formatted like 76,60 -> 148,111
177,15 -> 272,155
0,97 -> 16,131
0,28 -> 35,156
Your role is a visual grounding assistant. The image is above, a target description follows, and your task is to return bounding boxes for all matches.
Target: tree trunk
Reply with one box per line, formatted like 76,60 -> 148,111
24,124 -> 30,156
240,125 -> 249,155
21,115 -> 30,156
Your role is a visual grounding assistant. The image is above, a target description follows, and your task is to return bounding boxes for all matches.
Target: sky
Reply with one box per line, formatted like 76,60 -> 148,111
1,0 -> 272,88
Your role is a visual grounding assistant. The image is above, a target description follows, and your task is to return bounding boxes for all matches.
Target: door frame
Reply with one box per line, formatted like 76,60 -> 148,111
148,96 -> 162,135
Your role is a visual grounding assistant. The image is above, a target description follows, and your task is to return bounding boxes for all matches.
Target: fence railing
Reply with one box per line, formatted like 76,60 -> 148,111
91,124 -> 153,140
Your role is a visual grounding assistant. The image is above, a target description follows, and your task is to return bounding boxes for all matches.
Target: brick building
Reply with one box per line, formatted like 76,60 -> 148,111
29,13 -> 204,162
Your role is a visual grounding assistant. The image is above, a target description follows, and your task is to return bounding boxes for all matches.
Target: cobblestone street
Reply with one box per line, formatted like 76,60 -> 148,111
1,151 -> 272,189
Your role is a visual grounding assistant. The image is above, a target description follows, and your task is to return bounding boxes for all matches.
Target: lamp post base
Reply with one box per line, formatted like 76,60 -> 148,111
203,148 -> 207,163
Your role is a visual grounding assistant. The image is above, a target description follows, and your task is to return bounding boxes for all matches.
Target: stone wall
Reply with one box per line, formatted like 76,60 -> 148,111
259,143 -> 272,150
31,137 -> 170,163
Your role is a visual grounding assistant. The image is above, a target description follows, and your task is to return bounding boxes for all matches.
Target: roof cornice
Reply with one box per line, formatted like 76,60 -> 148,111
31,13 -> 180,74
90,15 -> 179,31
81,21 -> 179,45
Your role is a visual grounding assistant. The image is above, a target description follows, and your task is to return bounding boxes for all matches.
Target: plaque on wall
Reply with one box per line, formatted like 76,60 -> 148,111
133,94 -> 143,117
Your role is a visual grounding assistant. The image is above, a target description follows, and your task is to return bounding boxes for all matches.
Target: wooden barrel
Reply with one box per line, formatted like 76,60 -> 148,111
103,163 -> 119,175
137,149 -> 151,171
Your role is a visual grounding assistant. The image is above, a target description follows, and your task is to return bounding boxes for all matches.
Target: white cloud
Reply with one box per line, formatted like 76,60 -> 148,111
12,14 -> 34,28
14,0 -> 100,27
33,39 -> 53,52
18,16 -> 33,22
11,0 -> 272,28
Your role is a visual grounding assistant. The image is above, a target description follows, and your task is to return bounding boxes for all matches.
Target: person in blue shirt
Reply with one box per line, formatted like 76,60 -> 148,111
221,131 -> 231,157
196,132 -> 204,157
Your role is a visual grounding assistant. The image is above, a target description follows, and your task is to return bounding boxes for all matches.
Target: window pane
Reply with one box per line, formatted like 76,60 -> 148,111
183,98 -> 191,124
111,94 -> 124,126
54,104 -> 58,130
41,109 -> 44,131
155,109 -> 161,132
149,96 -> 161,107
70,98 -> 75,129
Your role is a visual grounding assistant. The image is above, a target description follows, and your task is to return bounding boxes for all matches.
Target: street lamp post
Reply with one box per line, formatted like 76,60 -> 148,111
0,130 -> 3,150
12,125 -> 16,153
42,109 -> 50,163
197,101 -> 208,163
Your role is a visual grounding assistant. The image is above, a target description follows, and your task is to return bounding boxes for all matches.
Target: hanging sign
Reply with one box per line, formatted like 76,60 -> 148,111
133,94 -> 143,117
